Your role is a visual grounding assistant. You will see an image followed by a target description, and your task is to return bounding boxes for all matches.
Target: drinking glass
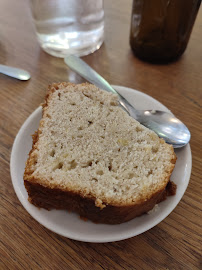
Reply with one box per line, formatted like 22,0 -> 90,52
30,0 -> 104,57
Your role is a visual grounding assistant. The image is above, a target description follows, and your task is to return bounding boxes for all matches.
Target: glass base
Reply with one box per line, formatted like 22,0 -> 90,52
37,28 -> 104,58
41,39 -> 104,58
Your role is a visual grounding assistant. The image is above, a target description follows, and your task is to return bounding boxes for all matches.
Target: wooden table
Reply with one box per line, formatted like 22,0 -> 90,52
1,0 -> 201,269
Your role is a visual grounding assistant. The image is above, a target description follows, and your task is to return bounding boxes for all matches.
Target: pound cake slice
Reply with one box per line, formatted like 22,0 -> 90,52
24,82 -> 176,224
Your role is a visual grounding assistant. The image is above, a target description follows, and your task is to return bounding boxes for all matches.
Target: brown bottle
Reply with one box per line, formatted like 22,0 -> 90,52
130,0 -> 201,62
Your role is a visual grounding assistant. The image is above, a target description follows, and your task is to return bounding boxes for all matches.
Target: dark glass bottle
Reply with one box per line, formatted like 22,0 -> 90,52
130,0 -> 201,62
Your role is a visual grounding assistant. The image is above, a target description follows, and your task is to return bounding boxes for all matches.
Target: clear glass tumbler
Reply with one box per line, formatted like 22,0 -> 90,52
30,0 -> 104,57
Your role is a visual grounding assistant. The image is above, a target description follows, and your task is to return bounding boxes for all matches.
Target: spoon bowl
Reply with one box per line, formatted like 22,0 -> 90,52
134,110 -> 190,148
64,55 -> 191,148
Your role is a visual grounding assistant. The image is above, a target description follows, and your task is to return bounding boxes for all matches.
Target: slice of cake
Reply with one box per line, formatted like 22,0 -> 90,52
24,82 -> 176,224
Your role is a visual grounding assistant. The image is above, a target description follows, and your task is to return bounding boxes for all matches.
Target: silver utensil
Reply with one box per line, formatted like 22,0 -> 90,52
0,64 -> 31,80
64,55 -> 190,148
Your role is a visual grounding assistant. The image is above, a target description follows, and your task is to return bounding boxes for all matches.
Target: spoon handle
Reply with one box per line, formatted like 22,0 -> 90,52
0,64 -> 31,80
64,55 -> 138,115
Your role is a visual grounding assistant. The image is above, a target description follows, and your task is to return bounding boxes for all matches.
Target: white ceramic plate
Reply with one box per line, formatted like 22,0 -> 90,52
10,85 -> 192,243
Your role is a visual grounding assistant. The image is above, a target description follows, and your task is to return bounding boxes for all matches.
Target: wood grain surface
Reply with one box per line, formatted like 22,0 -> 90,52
0,0 -> 202,269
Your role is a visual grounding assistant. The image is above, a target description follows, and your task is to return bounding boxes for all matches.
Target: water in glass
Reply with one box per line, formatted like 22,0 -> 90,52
30,0 -> 104,57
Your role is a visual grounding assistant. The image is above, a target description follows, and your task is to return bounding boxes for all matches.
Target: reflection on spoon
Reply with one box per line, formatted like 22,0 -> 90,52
0,64 -> 31,81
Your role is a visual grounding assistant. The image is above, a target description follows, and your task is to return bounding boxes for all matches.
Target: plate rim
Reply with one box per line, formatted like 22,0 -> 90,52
10,85 -> 192,243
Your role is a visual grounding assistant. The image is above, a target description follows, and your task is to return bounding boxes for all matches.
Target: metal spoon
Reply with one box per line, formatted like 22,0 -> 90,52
0,64 -> 31,80
64,55 -> 190,148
